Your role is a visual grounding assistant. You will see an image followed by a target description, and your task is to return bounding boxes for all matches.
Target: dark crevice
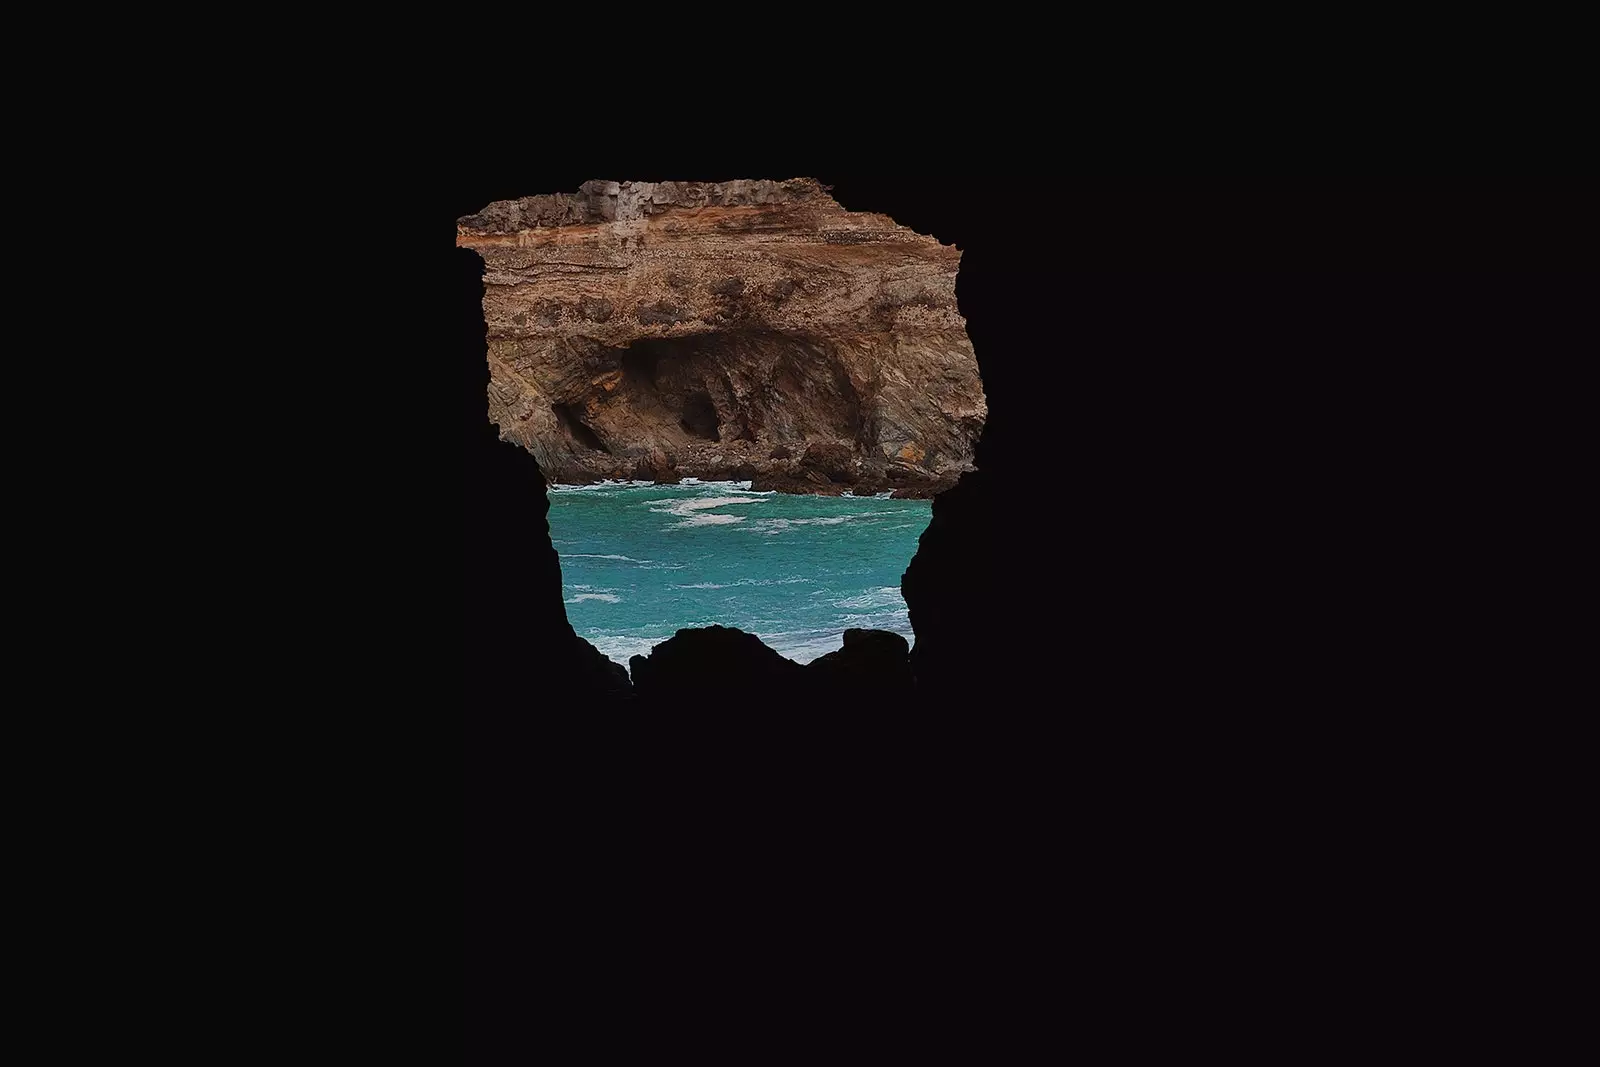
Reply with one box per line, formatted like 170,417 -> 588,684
552,403 -> 611,454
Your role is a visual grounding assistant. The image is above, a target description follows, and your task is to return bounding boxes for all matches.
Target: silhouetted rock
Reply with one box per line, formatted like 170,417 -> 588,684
629,625 -> 807,700
464,176 -> 1599,1061
900,471 -> 993,697
569,632 -> 632,696
807,628 -> 914,694
464,244 -> 633,1065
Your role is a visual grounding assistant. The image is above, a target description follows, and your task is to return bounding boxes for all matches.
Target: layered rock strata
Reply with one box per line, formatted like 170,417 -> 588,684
456,179 -> 986,496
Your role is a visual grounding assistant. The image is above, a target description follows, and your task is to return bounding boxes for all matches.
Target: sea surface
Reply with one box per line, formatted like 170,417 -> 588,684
548,479 -> 931,666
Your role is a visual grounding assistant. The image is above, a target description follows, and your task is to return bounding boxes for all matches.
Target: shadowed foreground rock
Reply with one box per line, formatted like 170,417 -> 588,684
569,631 -> 631,695
627,624 -> 914,702
807,627 -> 914,693
467,182 -> 1600,1060
900,470 -> 993,696
629,625 -> 805,697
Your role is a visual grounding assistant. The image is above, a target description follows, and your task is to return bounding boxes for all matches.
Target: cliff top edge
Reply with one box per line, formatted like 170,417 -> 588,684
456,179 -> 958,248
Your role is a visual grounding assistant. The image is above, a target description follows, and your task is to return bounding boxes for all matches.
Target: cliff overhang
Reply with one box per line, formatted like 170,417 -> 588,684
456,179 -> 986,497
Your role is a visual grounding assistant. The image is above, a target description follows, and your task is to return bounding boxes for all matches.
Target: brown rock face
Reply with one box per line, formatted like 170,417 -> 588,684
456,179 -> 987,494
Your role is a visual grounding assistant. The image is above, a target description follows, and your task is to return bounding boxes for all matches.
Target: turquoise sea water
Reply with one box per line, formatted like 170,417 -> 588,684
549,479 -> 931,666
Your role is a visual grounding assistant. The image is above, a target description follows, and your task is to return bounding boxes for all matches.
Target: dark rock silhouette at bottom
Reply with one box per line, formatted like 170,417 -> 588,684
569,631 -> 631,695
627,624 -> 913,704
629,625 -> 803,696
808,627 -> 914,693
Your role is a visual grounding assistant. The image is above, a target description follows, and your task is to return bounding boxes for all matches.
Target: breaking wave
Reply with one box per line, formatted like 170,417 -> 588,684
565,592 -> 622,604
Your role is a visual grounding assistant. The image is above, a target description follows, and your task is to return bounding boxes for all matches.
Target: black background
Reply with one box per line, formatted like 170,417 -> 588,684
452,171 -> 1592,1057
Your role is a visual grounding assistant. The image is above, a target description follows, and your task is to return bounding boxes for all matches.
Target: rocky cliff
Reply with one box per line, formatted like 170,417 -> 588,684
456,179 -> 986,496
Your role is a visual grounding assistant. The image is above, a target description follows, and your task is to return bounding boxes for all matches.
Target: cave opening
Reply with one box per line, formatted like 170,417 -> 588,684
603,330 -> 868,456
679,392 -> 720,441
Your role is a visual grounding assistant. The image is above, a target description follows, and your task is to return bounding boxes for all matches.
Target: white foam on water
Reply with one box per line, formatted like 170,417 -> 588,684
566,592 -> 622,604
586,633 -> 670,666
650,496 -> 766,517
549,480 -> 657,492
746,516 -> 852,535
838,609 -> 911,626
669,513 -> 747,529
757,629 -> 846,664
566,553 -> 650,563
669,576 -> 814,590
679,479 -> 755,490
833,587 -> 904,610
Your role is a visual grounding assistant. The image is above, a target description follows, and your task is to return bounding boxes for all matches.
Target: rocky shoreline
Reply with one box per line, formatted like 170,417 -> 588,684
548,455 -> 958,499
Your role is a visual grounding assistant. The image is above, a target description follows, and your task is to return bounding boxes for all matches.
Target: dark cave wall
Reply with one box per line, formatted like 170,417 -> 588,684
465,179 -> 1596,709
463,178 -> 1597,1058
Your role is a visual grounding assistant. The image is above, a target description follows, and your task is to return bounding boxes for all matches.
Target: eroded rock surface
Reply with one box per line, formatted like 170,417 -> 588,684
457,179 -> 986,496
